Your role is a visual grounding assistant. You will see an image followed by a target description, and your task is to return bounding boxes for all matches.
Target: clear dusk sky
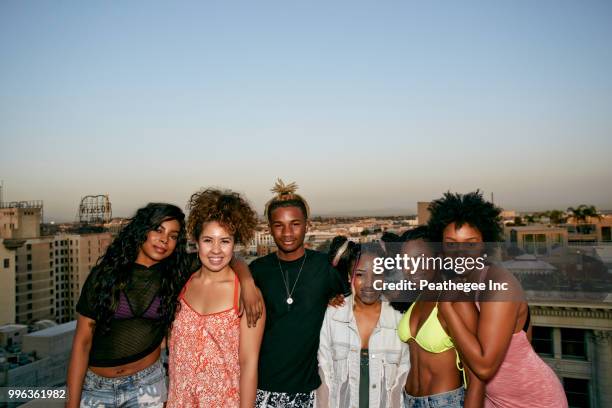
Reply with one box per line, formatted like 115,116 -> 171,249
1,1 -> 611,221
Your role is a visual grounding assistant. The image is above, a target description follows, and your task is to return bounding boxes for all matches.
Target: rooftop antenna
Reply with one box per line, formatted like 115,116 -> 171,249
0,180 -> 3,204
491,192 -> 494,205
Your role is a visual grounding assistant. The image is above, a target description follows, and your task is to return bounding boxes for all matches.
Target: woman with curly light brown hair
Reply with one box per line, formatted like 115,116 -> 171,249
166,188 -> 266,408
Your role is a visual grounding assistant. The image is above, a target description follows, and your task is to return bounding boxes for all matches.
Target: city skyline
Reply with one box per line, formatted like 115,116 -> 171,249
1,1 -> 611,221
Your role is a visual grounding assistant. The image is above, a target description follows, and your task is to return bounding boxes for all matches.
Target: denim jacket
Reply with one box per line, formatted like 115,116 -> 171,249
317,296 -> 410,408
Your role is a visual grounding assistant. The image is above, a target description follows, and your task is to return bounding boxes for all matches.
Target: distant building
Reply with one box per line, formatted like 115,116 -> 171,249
500,210 -> 517,224
103,217 -> 130,235
13,237 -> 55,325
417,202 -> 431,226
505,225 -> 568,256
0,321 -> 75,389
530,299 -> 612,407
53,233 -> 112,322
0,324 -> 28,349
0,229 -> 110,326
0,201 -> 43,239
563,215 -> 612,244
0,240 -> 17,325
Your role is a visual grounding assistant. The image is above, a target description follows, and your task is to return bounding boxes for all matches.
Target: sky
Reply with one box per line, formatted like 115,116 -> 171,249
1,0 -> 611,221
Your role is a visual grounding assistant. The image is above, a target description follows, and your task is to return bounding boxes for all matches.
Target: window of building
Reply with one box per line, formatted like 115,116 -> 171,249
27,303 -> 32,310
26,244 -> 31,251
27,264 -> 32,271
3,258 -> 8,268
563,377 -> 589,408
561,329 -> 586,359
27,313 -> 32,320
603,227 -> 612,242
27,254 -> 32,261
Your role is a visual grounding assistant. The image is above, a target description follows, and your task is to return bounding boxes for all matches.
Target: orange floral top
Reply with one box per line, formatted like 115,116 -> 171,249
167,273 -> 241,408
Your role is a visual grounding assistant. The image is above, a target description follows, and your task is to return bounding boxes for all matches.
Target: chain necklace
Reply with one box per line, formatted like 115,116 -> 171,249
277,251 -> 307,308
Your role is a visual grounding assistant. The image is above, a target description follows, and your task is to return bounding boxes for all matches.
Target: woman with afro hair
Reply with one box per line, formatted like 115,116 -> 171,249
431,191 -> 567,408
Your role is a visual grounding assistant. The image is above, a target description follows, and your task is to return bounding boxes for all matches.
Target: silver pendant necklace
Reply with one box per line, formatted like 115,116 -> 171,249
277,251 -> 307,308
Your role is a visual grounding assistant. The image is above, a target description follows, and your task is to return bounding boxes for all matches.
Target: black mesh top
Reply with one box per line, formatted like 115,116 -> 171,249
76,263 -> 165,367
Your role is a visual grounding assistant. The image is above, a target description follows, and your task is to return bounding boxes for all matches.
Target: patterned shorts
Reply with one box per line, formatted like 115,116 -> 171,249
255,389 -> 315,408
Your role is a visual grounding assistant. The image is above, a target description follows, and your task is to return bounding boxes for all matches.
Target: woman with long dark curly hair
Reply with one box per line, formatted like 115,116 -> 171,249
66,203 -> 191,407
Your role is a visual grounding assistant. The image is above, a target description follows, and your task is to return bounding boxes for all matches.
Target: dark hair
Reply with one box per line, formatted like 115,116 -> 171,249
381,232 -> 400,243
266,199 -> 309,222
427,191 -> 503,242
91,203 -> 191,334
328,236 -> 385,281
400,226 -> 429,242
187,188 -> 257,244
389,226 -> 432,313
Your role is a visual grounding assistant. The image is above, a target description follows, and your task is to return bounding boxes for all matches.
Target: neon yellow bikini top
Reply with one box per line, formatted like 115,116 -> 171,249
397,300 -> 467,387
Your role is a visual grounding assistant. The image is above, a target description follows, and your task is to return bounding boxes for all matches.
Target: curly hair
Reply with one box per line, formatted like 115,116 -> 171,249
187,188 -> 258,244
91,203 -> 191,334
427,191 -> 503,242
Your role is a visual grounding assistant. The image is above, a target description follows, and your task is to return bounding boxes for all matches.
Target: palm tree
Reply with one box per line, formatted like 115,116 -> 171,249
524,214 -> 536,224
582,205 -> 602,222
548,209 -> 567,225
567,205 -> 601,235
567,205 -> 601,224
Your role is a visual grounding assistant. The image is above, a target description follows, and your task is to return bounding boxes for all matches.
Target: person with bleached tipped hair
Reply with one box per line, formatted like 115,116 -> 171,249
318,237 -> 410,408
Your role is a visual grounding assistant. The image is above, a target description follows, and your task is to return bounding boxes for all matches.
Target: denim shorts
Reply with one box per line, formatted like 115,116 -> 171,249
404,386 -> 464,408
80,359 -> 167,407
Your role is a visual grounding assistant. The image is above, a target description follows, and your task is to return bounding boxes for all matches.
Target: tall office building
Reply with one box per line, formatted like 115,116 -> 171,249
13,237 -> 55,324
54,233 -> 112,322
0,239 -> 17,325
1,201 -> 112,324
